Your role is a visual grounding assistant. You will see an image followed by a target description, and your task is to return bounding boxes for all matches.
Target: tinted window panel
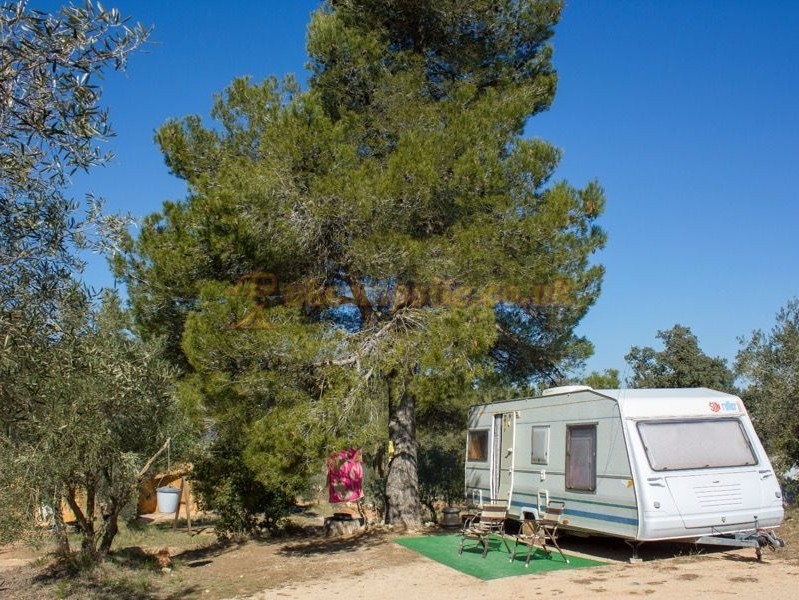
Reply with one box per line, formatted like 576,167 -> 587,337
638,419 -> 757,471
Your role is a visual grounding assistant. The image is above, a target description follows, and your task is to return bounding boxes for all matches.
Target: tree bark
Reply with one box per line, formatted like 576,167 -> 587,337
98,499 -> 120,555
64,483 -> 97,557
384,375 -> 422,531
51,501 -> 71,557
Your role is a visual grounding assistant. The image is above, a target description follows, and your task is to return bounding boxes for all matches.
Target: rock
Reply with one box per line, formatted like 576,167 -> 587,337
154,547 -> 171,568
323,515 -> 365,537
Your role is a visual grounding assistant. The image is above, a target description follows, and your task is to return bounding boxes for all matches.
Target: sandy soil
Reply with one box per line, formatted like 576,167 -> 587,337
251,541 -> 797,600
249,528 -> 799,600
1,513 -> 797,600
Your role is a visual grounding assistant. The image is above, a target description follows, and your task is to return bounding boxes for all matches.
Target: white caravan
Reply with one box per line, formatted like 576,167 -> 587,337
464,387 -> 784,553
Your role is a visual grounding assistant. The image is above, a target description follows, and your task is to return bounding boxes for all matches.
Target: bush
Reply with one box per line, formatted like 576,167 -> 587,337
192,451 -> 294,537
418,431 -> 465,522
781,476 -> 799,506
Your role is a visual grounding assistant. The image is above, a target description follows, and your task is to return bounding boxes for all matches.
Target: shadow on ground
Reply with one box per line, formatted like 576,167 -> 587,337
278,527 -> 399,557
550,532 -> 764,563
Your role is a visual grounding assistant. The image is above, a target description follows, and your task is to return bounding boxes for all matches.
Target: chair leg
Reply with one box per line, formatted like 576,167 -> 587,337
549,537 -> 568,563
510,542 -> 517,563
539,536 -> 552,559
481,537 -> 489,558
458,537 -> 465,556
523,543 -> 534,567
543,530 -> 568,563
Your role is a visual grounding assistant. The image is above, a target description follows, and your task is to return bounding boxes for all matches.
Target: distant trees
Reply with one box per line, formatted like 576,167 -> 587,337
119,0 -> 606,530
736,298 -> 799,473
581,368 -> 621,389
625,325 -> 736,392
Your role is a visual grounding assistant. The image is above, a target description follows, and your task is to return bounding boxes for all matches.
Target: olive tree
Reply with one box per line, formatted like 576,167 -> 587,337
0,1 -> 166,559
0,291 -> 188,558
736,299 -> 799,474
1,0 -> 149,341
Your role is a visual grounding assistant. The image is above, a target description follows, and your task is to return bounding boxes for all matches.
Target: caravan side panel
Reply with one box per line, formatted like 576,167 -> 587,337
464,406 -> 494,505
464,405 -> 517,505
505,394 -> 639,539
469,388 -> 784,544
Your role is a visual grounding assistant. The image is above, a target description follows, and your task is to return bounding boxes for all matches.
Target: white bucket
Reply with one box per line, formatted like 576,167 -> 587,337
156,486 -> 181,513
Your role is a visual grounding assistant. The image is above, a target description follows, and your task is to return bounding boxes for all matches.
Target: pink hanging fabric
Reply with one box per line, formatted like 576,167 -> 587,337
327,448 -> 364,503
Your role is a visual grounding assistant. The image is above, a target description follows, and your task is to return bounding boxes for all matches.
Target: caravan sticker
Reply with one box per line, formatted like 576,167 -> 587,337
710,400 -> 738,413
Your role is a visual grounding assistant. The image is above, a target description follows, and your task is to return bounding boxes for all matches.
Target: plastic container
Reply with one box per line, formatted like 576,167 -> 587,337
156,486 -> 181,513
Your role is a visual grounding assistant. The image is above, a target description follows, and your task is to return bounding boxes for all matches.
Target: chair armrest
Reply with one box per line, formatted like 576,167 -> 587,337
461,513 -> 479,531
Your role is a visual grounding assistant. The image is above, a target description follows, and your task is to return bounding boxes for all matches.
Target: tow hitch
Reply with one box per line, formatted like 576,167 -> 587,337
696,528 -> 785,561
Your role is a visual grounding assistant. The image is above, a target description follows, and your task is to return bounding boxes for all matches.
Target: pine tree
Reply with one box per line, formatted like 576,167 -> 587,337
120,0 -> 606,529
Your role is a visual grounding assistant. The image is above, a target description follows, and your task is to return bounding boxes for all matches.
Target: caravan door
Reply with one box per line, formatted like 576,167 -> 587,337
465,409 -> 515,506
491,413 -> 515,502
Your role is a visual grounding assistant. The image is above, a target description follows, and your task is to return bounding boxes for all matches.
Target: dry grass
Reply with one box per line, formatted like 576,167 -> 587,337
1,506 -> 797,599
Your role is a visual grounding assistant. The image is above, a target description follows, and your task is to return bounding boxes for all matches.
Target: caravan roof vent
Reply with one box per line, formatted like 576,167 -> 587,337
541,385 -> 593,397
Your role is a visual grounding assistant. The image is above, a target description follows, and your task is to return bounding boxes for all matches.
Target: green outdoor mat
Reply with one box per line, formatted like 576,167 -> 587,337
395,534 -> 605,580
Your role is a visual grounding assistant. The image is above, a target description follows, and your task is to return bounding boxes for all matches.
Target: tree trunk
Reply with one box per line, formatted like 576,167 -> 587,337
64,483 -> 97,559
51,502 -> 71,557
384,377 -> 422,531
99,501 -> 120,555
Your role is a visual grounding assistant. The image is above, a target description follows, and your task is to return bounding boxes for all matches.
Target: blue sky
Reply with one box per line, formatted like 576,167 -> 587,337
67,1 -> 799,380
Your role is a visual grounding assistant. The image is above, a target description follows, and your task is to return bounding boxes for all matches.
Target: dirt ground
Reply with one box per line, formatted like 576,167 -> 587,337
2,509 -> 797,600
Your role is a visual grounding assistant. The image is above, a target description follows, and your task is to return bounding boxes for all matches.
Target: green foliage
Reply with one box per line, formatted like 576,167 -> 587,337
782,477 -> 799,506
120,0 -> 606,528
0,291 -> 190,558
1,1 -> 149,191
309,0 -> 562,116
0,0 -> 170,565
418,430 -> 465,514
1,1 -> 149,343
580,368 -> 621,389
736,298 -> 799,472
625,325 -> 736,392
192,444 -> 295,536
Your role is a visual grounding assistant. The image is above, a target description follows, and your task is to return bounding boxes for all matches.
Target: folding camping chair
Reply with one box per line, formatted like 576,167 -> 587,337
459,503 -> 509,558
510,500 -> 569,566
509,516 -> 540,567
536,500 -> 569,563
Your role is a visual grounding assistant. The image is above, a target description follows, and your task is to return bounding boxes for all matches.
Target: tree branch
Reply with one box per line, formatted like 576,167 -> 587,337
137,437 -> 171,481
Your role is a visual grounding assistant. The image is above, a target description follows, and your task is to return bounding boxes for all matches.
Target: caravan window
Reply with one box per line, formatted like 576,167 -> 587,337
566,424 -> 597,491
637,418 -> 757,471
531,426 -> 550,464
467,429 -> 489,462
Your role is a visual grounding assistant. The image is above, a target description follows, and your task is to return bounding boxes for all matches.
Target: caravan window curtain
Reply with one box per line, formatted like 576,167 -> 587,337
467,429 -> 489,462
566,424 -> 597,491
638,418 -> 757,471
